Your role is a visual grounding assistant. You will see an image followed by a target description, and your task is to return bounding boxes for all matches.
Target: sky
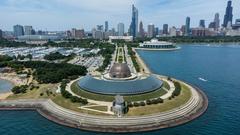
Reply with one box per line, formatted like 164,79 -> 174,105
0,0 -> 240,31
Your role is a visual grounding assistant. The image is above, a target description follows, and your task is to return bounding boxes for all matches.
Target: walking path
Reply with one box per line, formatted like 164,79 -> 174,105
65,78 -> 113,114
0,82 -> 208,132
132,48 -> 151,74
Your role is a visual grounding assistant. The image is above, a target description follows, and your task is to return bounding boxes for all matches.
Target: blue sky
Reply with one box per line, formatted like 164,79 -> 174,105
0,0 -> 240,31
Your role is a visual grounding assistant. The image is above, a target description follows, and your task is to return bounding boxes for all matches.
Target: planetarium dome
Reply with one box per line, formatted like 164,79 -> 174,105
109,63 -> 131,78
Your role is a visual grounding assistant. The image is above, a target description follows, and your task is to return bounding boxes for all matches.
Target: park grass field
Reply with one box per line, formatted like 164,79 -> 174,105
127,82 -> 192,116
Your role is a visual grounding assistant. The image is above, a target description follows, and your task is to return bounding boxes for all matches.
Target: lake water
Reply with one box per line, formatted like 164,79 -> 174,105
0,79 -> 13,93
0,44 -> 240,135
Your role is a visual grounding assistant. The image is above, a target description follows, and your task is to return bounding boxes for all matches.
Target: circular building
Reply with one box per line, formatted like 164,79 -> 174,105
109,63 -> 131,78
78,74 -> 163,95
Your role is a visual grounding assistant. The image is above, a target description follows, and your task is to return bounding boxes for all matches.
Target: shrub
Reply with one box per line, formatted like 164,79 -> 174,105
133,102 -> 140,107
172,81 -> 182,97
140,101 -> 146,106
156,98 -> 164,103
146,100 -> 152,105
11,85 -> 28,94
40,93 -> 44,96
127,102 -> 133,108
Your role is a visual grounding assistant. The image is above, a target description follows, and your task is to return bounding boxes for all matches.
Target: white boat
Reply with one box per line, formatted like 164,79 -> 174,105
199,77 -> 208,82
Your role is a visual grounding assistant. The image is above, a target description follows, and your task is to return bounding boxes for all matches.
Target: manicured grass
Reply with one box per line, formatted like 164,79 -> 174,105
127,82 -> 192,116
71,81 -> 168,102
163,80 -> 170,89
51,94 -> 109,116
85,106 -> 108,112
118,56 -> 123,63
124,88 -> 167,102
71,82 -> 115,101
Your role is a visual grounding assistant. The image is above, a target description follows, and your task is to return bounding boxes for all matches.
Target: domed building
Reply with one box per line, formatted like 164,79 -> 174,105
77,61 -> 164,95
109,63 -> 131,78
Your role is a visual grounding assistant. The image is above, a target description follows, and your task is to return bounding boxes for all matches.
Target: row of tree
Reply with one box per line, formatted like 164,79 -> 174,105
60,80 -> 88,105
127,46 -> 140,72
0,55 -> 13,62
0,61 -> 87,83
97,43 -> 115,72
11,85 -> 28,94
128,98 -> 164,108
43,52 -> 76,61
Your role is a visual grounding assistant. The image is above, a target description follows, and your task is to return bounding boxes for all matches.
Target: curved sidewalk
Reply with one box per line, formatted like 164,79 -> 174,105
0,82 -> 208,133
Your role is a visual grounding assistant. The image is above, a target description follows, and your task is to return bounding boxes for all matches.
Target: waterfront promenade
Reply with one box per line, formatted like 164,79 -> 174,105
0,82 -> 208,133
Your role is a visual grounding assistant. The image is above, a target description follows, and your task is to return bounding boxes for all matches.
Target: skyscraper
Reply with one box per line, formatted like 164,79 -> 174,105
169,27 -> 177,37
97,25 -> 104,31
24,26 -> 33,35
13,25 -> 24,37
0,29 -> 2,38
71,28 -> 85,39
163,24 -> 169,35
199,20 -> 205,28
105,21 -> 109,32
223,0 -> 233,27
155,27 -> 159,37
130,5 -> 138,38
214,13 -> 220,30
139,21 -> 145,38
117,23 -> 124,36
185,17 -> 191,36
147,23 -> 155,38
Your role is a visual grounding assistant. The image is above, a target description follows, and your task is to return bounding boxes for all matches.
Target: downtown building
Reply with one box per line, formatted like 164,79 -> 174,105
24,26 -> 34,35
223,0 -> 233,27
13,25 -> 24,37
185,17 -> 191,36
138,21 -> 145,38
117,23 -> 125,36
147,23 -> 155,38
0,29 -> 2,38
191,28 -> 218,37
71,28 -> 85,39
162,24 -> 169,35
129,5 -> 138,38
209,13 -> 220,31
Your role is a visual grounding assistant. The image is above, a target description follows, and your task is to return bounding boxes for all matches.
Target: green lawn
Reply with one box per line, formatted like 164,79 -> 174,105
7,84 -> 58,100
127,82 -> 192,116
85,106 -> 108,112
51,94 -> 109,116
71,81 -> 168,102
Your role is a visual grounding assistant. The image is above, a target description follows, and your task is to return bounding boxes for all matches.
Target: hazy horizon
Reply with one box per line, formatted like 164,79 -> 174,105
1,0 -> 240,31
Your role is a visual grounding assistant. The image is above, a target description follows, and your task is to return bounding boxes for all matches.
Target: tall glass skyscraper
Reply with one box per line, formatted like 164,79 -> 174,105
130,5 -> 138,38
13,25 -> 24,37
139,21 -> 145,38
199,20 -> 205,28
105,21 -> 108,32
185,17 -> 191,36
24,26 -> 33,35
163,24 -> 169,35
223,0 -> 233,27
214,13 -> 220,30
117,23 -> 124,36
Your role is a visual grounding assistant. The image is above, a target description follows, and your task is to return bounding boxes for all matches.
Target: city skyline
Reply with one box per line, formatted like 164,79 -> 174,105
1,0 -> 240,31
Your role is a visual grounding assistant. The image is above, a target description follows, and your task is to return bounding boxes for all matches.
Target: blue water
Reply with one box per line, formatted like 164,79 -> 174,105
0,44 -> 240,135
0,79 -> 13,93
